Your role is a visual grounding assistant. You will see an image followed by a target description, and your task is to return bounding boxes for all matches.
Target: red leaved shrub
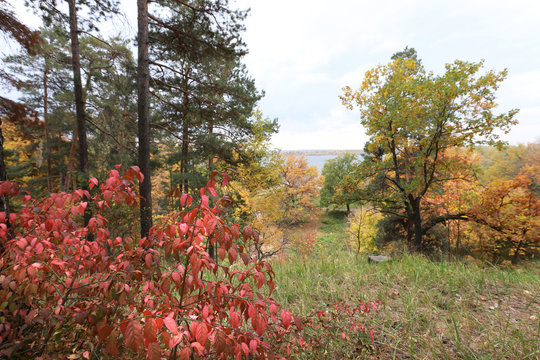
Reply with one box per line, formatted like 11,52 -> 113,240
0,166 -> 305,359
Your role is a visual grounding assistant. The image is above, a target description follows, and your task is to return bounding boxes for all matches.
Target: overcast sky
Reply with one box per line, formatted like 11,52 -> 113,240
236,0 -> 540,150
7,0 -> 540,150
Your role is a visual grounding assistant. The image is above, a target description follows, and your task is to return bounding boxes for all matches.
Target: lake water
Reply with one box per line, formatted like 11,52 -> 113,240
305,155 -> 337,174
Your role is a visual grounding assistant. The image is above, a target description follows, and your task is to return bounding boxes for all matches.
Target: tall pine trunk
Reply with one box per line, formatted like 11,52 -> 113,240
43,66 -> 52,192
180,77 -> 190,194
207,119 -> 214,259
180,115 -> 189,194
0,118 -> 11,252
137,0 -> 153,238
68,0 -> 92,230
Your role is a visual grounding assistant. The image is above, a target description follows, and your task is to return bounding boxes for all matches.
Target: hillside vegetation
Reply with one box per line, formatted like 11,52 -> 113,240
272,211 -> 540,359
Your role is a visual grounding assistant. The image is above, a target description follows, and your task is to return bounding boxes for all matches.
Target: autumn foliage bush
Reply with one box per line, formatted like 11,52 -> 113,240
0,165 -> 314,359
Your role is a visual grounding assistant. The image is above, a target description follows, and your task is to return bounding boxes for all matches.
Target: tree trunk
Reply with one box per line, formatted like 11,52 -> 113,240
512,237 -> 524,265
180,117 -> 189,194
207,119 -> 214,259
66,129 -> 78,192
0,118 -> 11,252
180,88 -> 189,194
68,0 -> 89,179
43,66 -> 52,193
137,0 -> 153,238
68,0 -> 92,229
410,198 -> 423,252
346,203 -> 350,216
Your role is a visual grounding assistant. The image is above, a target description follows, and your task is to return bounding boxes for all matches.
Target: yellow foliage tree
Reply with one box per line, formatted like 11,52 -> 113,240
280,154 -> 323,225
347,207 -> 381,254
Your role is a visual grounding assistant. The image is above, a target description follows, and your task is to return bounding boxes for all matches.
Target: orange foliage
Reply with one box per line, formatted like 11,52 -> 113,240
280,155 -> 323,224
470,174 -> 540,263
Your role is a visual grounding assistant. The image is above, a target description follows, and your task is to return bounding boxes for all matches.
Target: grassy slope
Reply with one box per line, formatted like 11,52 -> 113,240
270,211 -> 540,359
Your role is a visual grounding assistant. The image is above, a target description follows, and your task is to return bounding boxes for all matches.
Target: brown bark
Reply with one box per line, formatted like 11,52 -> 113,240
68,0 -> 92,230
207,119 -> 214,259
43,66 -> 52,192
180,84 -> 189,194
0,118 -> 10,222
66,130 -> 78,192
68,0 -> 89,177
137,0 -> 153,238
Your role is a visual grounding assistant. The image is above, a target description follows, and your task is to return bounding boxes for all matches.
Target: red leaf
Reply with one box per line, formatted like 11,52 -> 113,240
242,226 -> 253,241
202,306 -> 210,320
293,315 -> 303,331
163,317 -> 178,336
155,317 -> 164,331
146,342 -> 161,360
231,225 -> 239,239
249,339 -> 258,353
89,177 -> 98,189
195,322 -> 209,346
218,248 -> 226,261
105,329 -> 118,357
241,342 -> 249,356
145,253 -> 153,267
229,310 -> 241,328
97,323 -> 114,342
171,271 -> 181,283
125,320 -> 143,353
228,247 -> 237,263
179,347 -> 191,360
281,310 -> 291,329
255,316 -> 266,336
79,202 -> 87,216
222,173 -> 230,187
190,342 -> 205,355
269,304 -> 278,323
144,318 -> 158,343
180,193 -> 188,207
239,252 -> 249,265
201,195 -> 209,208
213,330 -> 226,353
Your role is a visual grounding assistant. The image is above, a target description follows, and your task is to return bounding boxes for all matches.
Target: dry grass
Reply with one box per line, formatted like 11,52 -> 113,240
270,211 -> 540,359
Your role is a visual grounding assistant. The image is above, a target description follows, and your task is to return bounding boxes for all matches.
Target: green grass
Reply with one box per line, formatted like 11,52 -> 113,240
270,211 -> 540,359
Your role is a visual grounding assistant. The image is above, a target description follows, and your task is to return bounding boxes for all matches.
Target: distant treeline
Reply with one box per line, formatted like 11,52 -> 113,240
282,149 -> 364,157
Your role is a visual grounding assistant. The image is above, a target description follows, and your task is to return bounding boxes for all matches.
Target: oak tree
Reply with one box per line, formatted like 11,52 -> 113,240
341,51 -> 518,251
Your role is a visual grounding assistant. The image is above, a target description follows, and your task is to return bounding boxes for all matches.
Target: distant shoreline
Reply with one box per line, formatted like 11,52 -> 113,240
281,149 -> 363,157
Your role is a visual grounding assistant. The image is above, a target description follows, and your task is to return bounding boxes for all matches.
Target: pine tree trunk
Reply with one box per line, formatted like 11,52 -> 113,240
181,119 -> 189,194
180,87 -> 189,194
68,0 -> 91,228
207,119 -> 215,259
137,0 -> 153,238
43,66 -> 52,193
0,117 -> 15,253
0,119 -> 10,223
66,129 -> 78,192
68,0 -> 89,178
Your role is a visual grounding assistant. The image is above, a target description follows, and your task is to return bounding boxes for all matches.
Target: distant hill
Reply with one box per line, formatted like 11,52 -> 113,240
281,149 -> 363,156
